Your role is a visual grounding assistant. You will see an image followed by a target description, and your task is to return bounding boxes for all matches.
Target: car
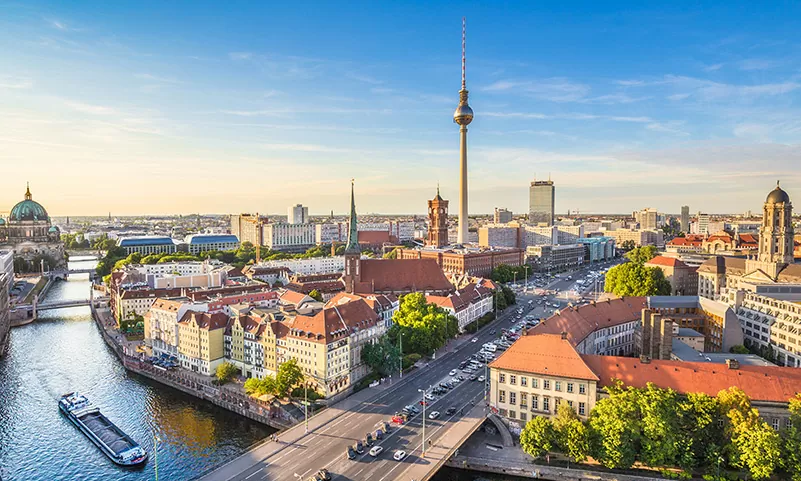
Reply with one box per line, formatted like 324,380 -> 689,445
346,446 -> 357,459
446,406 -> 457,415
355,441 -> 364,454
365,433 -> 374,446
369,446 -> 384,457
491,329 -> 496,335
449,369 -> 457,376
429,410 -> 440,419
317,469 -> 332,481
470,375 -> 478,381
394,450 -> 407,461
478,375 -> 486,382
425,393 -> 435,401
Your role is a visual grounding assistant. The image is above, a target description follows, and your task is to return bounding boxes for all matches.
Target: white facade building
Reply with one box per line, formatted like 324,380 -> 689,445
0,250 -> 13,293
262,223 -> 316,252
258,256 -> 345,275
316,223 -> 345,245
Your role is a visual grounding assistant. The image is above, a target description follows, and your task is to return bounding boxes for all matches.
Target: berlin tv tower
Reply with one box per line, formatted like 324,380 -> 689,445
453,17 -> 474,245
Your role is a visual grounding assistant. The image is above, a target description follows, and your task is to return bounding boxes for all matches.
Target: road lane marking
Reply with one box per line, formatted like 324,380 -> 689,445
245,468 -> 263,480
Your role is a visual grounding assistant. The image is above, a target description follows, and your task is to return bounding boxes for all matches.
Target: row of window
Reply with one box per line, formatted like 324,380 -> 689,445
498,373 -> 586,394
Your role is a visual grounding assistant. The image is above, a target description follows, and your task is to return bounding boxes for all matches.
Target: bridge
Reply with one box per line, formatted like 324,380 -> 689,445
45,268 -> 98,280
14,297 -> 109,313
196,307 -> 515,481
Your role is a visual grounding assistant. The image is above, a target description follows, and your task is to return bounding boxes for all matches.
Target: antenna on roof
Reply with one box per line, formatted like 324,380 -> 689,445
461,17 -> 466,90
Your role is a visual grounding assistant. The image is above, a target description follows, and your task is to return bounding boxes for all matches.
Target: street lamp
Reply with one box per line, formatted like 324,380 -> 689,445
154,433 -> 162,481
398,333 -> 403,379
523,265 -> 529,292
304,381 -> 309,434
418,385 -> 432,457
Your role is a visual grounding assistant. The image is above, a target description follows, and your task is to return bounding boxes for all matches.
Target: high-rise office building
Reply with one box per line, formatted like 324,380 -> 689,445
287,204 -> 309,224
696,212 -> 710,235
529,180 -> 555,226
494,208 -> 512,224
680,206 -> 689,233
636,208 -> 659,230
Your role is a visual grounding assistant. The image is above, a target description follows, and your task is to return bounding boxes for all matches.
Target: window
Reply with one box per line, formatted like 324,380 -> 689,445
509,410 -> 516,419
567,383 -> 574,393
510,392 -> 517,405
500,408 -> 507,417
579,402 -> 586,416
543,397 -> 550,413
532,378 -> 538,389
579,384 -> 586,394
555,398 -> 561,409
521,376 -> 527,387
555,381 -> 562,392
499,373 -> 506,384
510,375 -> 517,385
567,400 -> 573,409
520,392 -> 528,408
773,418 -> 780,430
543,380 -> 550,390
520,412 -> 527,421
499,390 -> 506,403
532,395 -> 539,411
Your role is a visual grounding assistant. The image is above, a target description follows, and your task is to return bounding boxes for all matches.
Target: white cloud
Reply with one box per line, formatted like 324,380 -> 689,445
135,73 -> 182,84
667,93 -> 691,101
739,58 -> 780,71
485,111 -> 549,119
63,100 -> 117,115
482,78 -> 590,102
646,122 -> 689,135
702,63 -> 724,72
228,52 -> 253,60
260,143 -> 355,153
346,72 -> 383,85
484,111 -> 652,123
0,76 -> 33,89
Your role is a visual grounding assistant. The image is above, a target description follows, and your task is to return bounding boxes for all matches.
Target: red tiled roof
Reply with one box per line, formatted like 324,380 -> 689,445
287,297 -> 380,344
582,355 -> 801,403
355,259 -> 453,294
178,310 -> 228,330
280,289 -> 313,306
490,334 -> 599,381
532,297 -> 648,346
358,230 -> 392,245
737,233 -> 759,245
645,255 -> 688,268
668,236 -> 703,246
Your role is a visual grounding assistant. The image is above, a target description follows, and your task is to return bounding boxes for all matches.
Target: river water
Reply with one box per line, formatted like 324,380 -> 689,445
0,257 -> 273,481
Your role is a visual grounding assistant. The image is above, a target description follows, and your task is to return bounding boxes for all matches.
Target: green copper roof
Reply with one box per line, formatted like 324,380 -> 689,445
345,180 -> 360,253
10,185 -> 48,222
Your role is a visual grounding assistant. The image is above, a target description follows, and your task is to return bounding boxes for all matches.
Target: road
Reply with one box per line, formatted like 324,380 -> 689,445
199,262 -> 615,481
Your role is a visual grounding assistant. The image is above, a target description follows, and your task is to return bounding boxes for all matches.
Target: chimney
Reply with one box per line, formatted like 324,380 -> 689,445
726,358 -> 740,370
640,355 -> 651,364
560,331 -> 568,340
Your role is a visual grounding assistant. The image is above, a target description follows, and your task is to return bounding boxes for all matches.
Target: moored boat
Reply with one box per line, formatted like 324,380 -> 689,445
59,392 -> 148,466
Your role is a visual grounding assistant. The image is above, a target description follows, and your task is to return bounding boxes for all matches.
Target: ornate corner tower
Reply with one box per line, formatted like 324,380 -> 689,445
343,180 -> 361,293
747,181 -> 794,279
454,17 -> 474,245
427,186 -> 449,247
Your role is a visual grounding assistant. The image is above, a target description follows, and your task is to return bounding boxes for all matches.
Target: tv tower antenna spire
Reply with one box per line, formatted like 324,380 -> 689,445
461,17 -> 466,90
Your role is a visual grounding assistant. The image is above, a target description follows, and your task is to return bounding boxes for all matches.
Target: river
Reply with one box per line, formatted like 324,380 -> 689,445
0,257 -> 273,481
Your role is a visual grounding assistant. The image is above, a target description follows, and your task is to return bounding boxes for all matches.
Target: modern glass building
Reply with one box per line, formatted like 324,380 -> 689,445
528,180 -> 555,226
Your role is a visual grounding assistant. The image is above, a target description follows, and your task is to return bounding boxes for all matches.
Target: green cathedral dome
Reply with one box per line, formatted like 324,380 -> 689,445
10,185 -> 49,222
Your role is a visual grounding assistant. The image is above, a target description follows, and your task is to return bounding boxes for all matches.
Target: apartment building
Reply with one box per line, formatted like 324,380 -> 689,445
645,255 -> 698,296
184,234 -> 240,254
427,282 -> 494,332
262,223 -> 316,252
145,298 -> 206,358
176,311 -> 228,375
525,244 -> 585,273
230,214 -> 267,246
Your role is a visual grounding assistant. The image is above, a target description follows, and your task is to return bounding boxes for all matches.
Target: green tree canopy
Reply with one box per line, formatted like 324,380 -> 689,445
553,404 -> 589,463
308,289 -> 323,302
604,262 -> 671,297
361,336 -> 401,377
215,362 -> 239,384
624,246 -> 659,265
782,394 -> 801,481
275,358 -> 304,397
388,293 -> 458,357
520,416 -> 555,458
491,264 -> 529,284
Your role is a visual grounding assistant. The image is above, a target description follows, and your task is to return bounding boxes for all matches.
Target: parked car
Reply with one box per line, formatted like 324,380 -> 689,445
429,411 -> 441,419
355,441 -> 364,454
317,469 -> 332,481
365,433 -> 374,446
478,375 -> 486,382
448,369 -> 457,376
369,446 -> 383,457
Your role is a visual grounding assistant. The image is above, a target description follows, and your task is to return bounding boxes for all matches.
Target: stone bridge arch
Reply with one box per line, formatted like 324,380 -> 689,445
486,413 -> 514,447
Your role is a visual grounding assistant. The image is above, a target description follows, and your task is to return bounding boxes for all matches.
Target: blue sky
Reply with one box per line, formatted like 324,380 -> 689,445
2,1 -> 801,216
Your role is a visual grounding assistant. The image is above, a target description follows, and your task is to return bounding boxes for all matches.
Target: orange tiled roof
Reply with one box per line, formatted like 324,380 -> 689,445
490,333 -> 599,381
286,297 -> 380,344
358,230 -> 392,245
646,255 -> 688,268
178,310 -> 228,330
582,355 -> 801,403
532,297 -> 648,346
355,258 -> 453,294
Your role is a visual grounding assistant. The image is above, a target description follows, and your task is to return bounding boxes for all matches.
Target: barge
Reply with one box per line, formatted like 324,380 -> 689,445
59,392 -> 148,466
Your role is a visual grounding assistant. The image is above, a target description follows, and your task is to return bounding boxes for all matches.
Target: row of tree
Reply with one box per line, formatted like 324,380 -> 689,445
238,359 -> 306,398
491,264 -> 529,284
603,246 -> 672,296
519,382 -> 800,480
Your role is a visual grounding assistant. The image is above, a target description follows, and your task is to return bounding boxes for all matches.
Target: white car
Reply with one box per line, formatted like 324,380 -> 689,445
449,369 -> 457,376
369,446 -> 383,457
425,393 -> 435,401
478,375 -> 486,382
471,337 -> 478,343
394,450 -> 407,461
429,410 -> 440,419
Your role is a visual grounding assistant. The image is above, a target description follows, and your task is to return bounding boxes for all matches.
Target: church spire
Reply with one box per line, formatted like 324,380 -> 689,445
345,179 -> 360,253
25,182 -> 32,200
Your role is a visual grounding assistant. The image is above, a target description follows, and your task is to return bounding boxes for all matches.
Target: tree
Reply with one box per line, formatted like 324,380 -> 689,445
308,289 -> 323,302
604,262 -> 671,297
244,377 -> 262,395
520,416 -> 555,458
729,344 -> 750,355
244,375 -> 277,397
276,359 -> 304,397
782,394 -> 801,480
216,362 -> 239,384
552,404 -> 589,463
491,264 -> 528,284
677,392 -> 724,469
624,246 -> 659,265
718,386 -> 781,480
383,248 -> 398,259
637,383 -> 683,468
361,336 -> 400,377
501,284 -> 516,306
389,293 -> 459,356
620,240 -> 636,251
588,381 -> 640,469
